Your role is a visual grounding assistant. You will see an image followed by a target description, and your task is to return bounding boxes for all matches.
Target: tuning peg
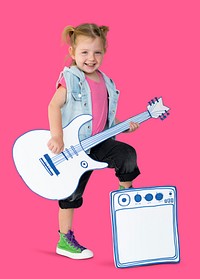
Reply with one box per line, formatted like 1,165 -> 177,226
148,99 -> 155,106
159,112 -> 170,120
160,113 -> 166,120
148,97 -> 159,106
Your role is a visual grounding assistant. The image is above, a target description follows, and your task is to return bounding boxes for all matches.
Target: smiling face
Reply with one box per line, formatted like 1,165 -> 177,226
69,35 -> 105,78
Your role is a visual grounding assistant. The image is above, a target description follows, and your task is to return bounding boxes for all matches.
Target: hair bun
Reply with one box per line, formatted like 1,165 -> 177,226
99,25 -> 109,35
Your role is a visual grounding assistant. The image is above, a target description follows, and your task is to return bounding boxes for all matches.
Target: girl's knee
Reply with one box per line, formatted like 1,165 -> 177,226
123,145 -> 137,162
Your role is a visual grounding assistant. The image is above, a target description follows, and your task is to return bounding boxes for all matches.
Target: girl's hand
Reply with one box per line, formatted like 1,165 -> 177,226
47,136 -> 64,154
126,122 -> 139,133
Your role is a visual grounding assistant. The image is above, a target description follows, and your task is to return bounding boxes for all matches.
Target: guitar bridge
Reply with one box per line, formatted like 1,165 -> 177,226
39,154 -> 60,176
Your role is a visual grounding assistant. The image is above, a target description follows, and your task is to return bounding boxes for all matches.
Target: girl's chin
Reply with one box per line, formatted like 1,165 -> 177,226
83,68 -> 97,74
84,66 -> 96,72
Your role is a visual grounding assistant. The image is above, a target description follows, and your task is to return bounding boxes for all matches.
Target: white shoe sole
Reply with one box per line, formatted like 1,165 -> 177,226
56,247 -> 94,259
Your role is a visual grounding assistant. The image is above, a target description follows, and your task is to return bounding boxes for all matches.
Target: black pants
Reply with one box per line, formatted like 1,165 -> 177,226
58,138 -> 140,209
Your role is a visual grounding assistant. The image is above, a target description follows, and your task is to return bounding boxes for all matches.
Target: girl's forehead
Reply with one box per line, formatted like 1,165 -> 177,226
75,35 -> 104,48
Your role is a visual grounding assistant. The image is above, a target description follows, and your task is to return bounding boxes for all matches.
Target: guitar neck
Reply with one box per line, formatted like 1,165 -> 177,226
81,111 -> 151,152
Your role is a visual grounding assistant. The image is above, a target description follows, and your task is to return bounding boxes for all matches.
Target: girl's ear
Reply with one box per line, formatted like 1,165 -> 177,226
69,46 -> 75,59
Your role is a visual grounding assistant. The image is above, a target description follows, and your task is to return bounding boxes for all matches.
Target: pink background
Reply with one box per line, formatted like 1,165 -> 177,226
1,0 -> 199,278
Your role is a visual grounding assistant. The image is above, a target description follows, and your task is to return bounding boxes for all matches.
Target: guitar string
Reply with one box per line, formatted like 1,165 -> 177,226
51,112 -> 150,166
81,112 -> 149,152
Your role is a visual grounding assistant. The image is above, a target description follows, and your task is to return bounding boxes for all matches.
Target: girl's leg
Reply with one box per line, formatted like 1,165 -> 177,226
90,139 -> 140,187
119,181 -> 133,188
56,170 -> 93,259
59,208 -> 74,234
58,171 -> 92,233
57,207 -> 93,259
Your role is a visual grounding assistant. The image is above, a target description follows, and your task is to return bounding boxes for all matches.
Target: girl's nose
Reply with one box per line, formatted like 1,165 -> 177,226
88,53 -> 95,60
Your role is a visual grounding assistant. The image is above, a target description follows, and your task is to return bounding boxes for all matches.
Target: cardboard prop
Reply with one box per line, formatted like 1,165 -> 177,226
110,186 -> 180,268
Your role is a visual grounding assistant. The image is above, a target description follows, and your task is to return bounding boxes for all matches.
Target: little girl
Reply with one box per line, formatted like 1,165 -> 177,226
48,23 -> 140,259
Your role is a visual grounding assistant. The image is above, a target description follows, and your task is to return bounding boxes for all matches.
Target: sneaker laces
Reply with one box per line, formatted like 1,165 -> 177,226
65,230 -> 86,251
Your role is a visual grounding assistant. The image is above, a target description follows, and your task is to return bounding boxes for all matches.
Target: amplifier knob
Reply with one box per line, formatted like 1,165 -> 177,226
145,193 -> 153,201
155,193 -> 164,201
134,194 -> 142,203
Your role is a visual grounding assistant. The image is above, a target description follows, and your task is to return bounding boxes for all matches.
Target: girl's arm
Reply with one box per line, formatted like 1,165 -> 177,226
47,86 -> 67,154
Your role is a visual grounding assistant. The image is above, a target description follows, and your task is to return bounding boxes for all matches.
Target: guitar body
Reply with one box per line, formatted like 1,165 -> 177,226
13,97 -> 170,200
13,115 -> 107,200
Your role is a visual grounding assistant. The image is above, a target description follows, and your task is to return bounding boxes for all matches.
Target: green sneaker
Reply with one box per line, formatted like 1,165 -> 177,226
56,230 -> 93,259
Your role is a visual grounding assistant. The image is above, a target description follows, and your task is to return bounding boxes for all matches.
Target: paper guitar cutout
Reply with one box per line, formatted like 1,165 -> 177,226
13,97 -> 170,200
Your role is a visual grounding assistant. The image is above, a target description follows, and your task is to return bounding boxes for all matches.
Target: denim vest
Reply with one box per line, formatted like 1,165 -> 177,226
56,66 -> 120,142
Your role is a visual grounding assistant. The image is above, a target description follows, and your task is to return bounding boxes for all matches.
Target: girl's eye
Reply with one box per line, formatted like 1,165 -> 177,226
95,51 -> 102,55
82,51 -> 88,55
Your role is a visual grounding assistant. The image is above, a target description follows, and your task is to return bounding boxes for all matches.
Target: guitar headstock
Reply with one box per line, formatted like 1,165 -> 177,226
147,97 -> 170,120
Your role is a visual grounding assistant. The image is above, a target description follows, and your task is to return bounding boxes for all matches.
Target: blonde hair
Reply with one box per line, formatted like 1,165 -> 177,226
62,23 -> 109,65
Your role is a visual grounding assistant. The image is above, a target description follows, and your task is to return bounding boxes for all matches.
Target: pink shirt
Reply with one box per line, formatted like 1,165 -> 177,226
58,71 -> 108,135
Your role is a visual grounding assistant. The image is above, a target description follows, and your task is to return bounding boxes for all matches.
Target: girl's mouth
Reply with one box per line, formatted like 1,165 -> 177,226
84,63 -> 96,67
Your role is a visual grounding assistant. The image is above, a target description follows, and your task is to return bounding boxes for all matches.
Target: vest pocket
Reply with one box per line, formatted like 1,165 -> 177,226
71,92 -> 82,101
